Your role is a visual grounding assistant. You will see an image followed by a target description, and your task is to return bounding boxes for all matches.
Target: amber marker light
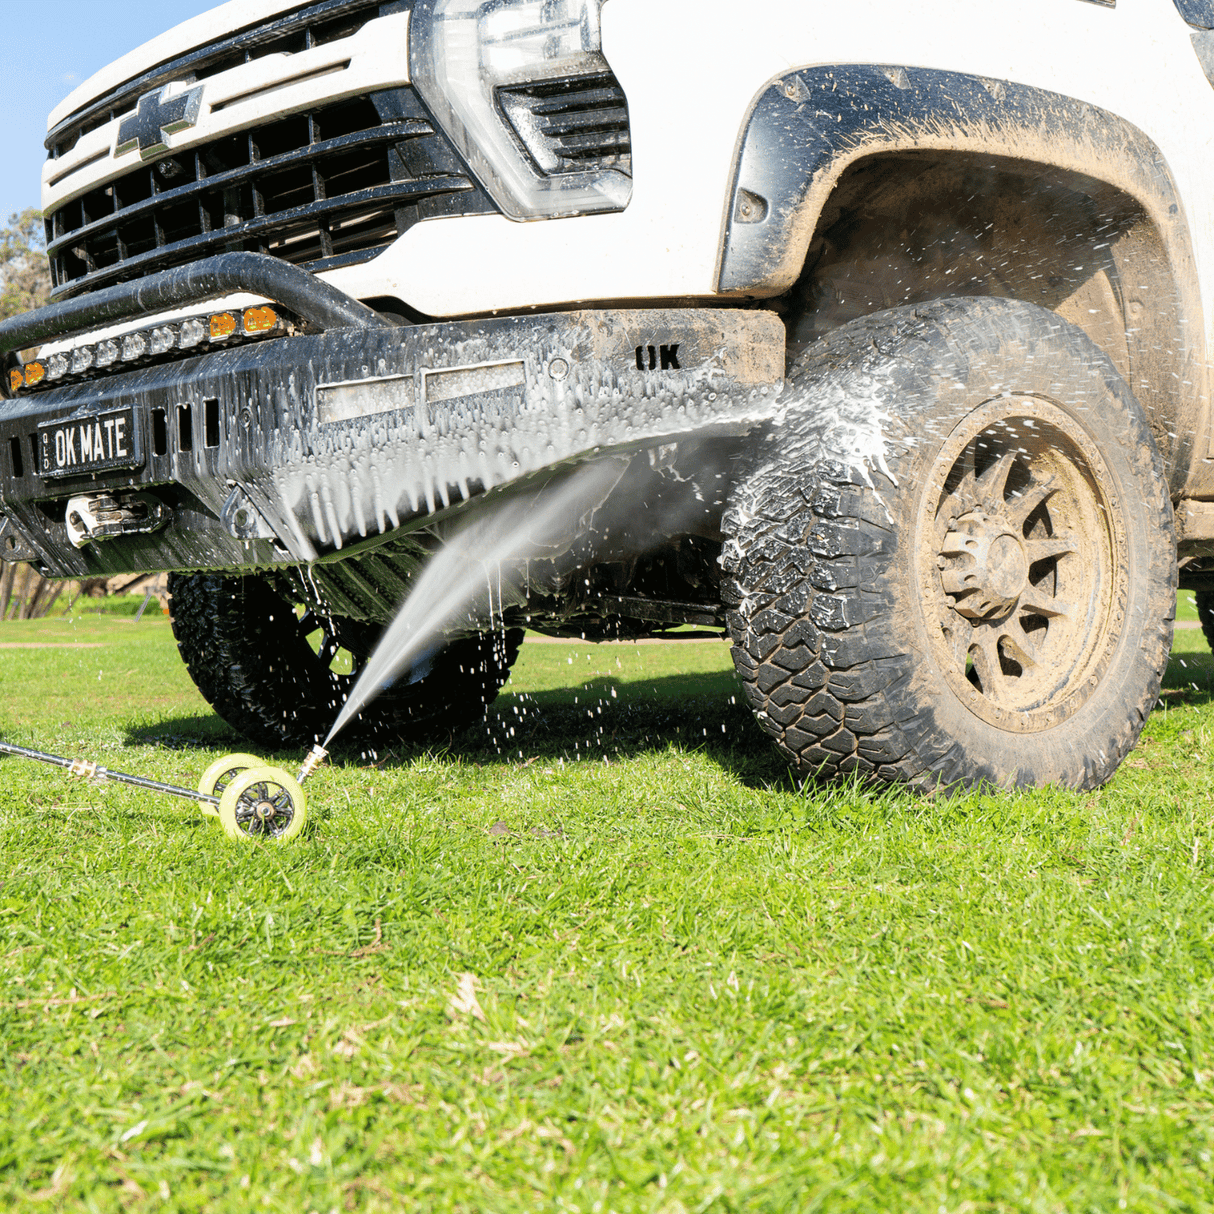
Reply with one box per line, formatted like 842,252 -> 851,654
9,368 -> 23,394
23,362 -> 45,387
242,306 -> 278,334
209,312 -> 237,340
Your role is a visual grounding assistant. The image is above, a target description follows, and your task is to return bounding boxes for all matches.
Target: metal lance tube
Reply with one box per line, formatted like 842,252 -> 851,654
0,740 -> 219,806
297,744 -> 328,784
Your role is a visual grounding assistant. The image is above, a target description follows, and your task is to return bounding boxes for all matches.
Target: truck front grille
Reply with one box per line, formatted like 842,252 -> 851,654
44,0 -> 492,299
46,92 -> 488,299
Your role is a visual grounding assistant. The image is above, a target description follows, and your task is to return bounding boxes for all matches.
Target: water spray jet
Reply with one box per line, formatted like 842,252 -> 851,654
322,460 -> 628,748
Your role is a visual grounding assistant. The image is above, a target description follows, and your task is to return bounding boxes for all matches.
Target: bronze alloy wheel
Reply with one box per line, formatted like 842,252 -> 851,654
918,398 -> 1127,733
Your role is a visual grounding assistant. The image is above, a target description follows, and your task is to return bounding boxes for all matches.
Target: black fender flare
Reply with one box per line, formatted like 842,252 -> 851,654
715,63 -> 1208,495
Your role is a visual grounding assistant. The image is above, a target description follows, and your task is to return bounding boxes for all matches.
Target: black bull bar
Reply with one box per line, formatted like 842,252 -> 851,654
0,254 -> 785,579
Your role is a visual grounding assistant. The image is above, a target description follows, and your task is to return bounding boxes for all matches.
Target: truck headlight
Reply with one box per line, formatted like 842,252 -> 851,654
410,0 -> 632,220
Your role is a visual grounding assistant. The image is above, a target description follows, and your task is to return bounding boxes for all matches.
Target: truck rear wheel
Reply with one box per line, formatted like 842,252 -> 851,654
168,572 -> 522,753
721,297 -> 1175,792
1196,592 -> 1214,652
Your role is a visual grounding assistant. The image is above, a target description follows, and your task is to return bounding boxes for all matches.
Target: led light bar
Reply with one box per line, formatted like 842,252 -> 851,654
10,306 -> 289,393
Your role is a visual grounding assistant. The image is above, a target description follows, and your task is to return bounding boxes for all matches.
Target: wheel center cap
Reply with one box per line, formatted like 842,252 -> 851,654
939,510 -> 1029,619
985,534 -> 1028,603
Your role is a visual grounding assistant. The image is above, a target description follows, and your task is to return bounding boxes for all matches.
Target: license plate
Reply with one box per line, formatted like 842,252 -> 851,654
38,408 -> 141,478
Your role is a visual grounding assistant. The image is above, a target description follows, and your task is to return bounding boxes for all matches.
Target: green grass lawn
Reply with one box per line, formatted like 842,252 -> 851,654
2,604 -> 1214,1211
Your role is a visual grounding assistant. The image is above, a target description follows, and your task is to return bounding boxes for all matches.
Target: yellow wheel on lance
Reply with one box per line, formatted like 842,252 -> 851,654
217,766 -> 308,843
197,753 -> 265,815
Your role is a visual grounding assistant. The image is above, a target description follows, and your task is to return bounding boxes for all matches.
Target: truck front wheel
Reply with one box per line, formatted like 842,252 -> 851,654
722,298 -> 1175,791
168,572 -> 522,753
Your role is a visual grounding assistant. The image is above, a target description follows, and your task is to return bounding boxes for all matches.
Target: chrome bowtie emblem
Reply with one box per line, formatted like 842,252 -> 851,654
115,84 -> 204,161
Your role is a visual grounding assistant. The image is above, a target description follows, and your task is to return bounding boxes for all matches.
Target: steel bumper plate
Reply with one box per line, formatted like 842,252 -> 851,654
0,308 -> 785,578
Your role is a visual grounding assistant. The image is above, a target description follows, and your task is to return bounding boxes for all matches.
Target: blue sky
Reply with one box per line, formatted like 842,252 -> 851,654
0,0 -> 218,224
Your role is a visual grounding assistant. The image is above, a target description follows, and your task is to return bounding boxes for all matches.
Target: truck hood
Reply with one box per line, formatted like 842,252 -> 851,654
49,0 -> 314,131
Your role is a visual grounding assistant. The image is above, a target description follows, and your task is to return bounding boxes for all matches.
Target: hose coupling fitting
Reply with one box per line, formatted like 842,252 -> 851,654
297,744 -> 328,784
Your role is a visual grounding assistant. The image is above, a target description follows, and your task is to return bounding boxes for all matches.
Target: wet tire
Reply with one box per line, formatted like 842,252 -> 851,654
168,572 -> 522,753
721,297 -> 1176,792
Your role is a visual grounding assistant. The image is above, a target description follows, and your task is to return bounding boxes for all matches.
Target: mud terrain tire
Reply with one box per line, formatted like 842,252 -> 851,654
721,297 -> 1175,791
168,572 -> 522,753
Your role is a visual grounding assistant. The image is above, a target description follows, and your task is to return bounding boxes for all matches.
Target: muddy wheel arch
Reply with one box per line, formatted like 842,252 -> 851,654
716,65 -> 1207,495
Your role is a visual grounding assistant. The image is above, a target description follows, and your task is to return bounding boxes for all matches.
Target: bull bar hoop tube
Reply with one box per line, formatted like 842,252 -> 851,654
0,251 -> 390,396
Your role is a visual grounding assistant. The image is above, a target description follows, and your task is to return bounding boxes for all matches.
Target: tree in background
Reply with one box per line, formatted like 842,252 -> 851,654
0,209 -> 61,617
0,208 -> 50,322
0,563 -> 65,620
0,213 -> 149,619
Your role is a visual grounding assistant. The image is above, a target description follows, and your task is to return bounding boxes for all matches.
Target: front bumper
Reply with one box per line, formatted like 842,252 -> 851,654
0,306 -> 785,578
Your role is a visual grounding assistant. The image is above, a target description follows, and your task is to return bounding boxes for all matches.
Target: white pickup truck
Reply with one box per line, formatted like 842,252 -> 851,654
3,0 -> 1213,792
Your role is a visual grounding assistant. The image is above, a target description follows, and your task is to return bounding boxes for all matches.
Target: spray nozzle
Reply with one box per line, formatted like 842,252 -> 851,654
297,744 -> 328,784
